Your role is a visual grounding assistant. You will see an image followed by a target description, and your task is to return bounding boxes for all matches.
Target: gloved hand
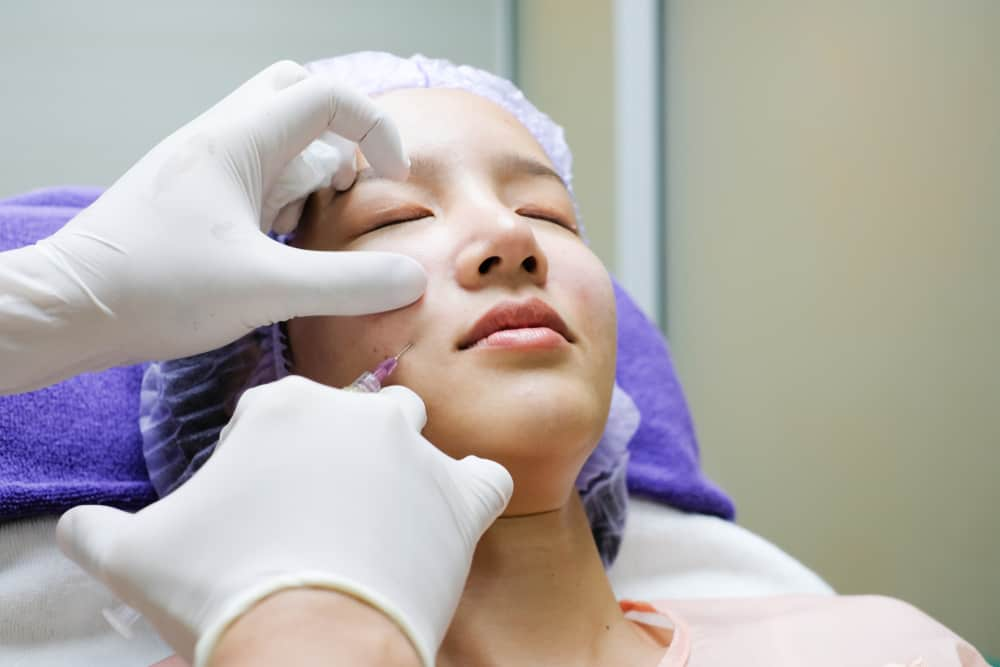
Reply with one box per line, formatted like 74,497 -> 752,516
56,376 -> 513,667
0,60 -> 425,394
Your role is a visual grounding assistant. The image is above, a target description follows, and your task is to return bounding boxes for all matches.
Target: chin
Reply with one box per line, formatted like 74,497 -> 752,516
423,371 -> 610,472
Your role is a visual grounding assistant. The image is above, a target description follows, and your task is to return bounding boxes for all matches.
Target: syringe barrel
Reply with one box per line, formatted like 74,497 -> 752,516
346,372 -> 382,393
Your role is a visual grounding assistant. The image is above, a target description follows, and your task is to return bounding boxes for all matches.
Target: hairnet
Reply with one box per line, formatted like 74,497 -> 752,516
141,52 -> 628,566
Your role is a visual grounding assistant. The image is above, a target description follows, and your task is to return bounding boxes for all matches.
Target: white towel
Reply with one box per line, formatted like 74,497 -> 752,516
610,498 -> 834,599
0,516 -> 170,667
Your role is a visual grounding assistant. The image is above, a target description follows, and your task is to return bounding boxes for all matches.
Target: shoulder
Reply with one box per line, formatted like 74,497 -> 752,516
826,594 -> 971,634
646,595 -> 987,665
652,593 -> 948,628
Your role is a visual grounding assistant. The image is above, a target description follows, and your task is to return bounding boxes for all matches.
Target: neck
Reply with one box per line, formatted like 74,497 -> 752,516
438,494 -> 664,667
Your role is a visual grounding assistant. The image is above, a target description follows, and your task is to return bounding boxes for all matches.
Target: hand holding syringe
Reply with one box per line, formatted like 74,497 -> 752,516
102,343 -> 415,639
61,356 -> 510,667
342,342 -> 413,393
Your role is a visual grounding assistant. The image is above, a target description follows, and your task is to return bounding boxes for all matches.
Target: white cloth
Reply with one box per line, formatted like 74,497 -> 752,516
610,498 -> 834,599
1,499 -> 831,666
0,516 -> 170,667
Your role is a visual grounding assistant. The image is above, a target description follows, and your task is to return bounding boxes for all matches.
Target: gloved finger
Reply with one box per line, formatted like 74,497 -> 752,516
355,115 -> 408,182
230,74 -> 407,193
455,455 -> 515,523
378,384 -> 428,432
261,132 -> 357,233
317,82 -> 406,182
259,243 -> 426,317
200,60 -> 309,131
56,505 -> 132,582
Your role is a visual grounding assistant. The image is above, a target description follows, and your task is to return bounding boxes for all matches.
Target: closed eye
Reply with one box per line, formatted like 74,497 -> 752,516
516,207 -> 578,234
366,207 -> 434,233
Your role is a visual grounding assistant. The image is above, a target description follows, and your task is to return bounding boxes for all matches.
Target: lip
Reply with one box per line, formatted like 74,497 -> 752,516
458,297 -> 574,350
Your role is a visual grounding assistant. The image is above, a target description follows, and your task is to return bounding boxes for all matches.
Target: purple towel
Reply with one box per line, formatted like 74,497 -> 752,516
0,186 -> 732,522
0,187 -> 156,521
614,282 -> 734,518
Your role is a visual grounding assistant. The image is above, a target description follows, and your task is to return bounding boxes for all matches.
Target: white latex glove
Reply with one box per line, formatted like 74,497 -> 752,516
56,376 -> 513,667
0,60 -> 425,394
268,130 -> 360,236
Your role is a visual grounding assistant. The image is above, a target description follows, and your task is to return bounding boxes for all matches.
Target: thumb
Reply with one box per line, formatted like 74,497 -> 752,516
261,243 -> 427,317
56,505 -> 133,582
454,456 -> 514,526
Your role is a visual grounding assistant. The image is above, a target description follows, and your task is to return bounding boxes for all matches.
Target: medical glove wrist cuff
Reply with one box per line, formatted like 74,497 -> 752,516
194,572 -> 433,667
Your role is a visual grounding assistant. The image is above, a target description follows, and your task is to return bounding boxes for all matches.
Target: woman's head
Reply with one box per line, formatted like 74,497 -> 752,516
287,87 -> 617,515
140,53 -> 636,565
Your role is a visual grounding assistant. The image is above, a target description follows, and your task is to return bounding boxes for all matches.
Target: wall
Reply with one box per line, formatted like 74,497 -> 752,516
664,0 -> 1000,653
516,0 -> 616,273
0,0 -> 507,196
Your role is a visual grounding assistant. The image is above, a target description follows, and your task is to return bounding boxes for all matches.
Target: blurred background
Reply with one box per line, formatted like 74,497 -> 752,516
2,0 -> 997,655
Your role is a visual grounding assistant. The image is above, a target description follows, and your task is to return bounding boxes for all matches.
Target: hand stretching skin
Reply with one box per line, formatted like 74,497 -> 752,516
0,61 -> 425,394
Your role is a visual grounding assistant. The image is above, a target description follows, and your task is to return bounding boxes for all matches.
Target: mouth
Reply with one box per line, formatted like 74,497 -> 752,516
458,297 -> 574,351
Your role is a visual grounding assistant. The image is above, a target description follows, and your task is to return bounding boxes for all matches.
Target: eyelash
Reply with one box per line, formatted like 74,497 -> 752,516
367,209 -> 433,232
366,207 -> 577,234
517,208 -> 577,233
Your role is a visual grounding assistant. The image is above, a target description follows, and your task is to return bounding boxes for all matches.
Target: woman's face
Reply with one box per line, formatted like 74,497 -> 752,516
288,88 -> 616,514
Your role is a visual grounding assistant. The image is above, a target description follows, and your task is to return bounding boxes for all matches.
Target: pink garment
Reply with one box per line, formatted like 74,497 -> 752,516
622,596 -> 987,666
149,595 -> 986,666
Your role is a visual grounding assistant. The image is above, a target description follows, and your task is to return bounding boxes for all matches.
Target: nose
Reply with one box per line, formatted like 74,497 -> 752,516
454,209 -> 549,289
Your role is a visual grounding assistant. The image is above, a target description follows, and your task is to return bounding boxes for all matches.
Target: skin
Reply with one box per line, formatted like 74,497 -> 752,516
152,591 -> 420,667
289,89 -> 666,666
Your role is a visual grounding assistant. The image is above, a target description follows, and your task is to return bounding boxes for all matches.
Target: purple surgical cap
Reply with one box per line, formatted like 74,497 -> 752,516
140,52 -> 734,568
305,52 -> 580,226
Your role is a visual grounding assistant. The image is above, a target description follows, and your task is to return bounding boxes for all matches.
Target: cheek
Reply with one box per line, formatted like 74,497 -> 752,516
575,275 -> 616,347
287,310 -> 420,387
548,241 -> 617,364
287,232 -> 451,386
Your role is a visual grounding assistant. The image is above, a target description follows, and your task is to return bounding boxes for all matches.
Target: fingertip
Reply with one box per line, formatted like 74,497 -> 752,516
383,253 -> 427,305
56,505 -> 127,577
262,60 -> 309,90
358,116 -> 409,182
268,248 -> 427,317
55,506 -> 81,562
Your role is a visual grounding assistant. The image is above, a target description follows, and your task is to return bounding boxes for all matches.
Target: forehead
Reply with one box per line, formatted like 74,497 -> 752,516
367,88 -> 554,170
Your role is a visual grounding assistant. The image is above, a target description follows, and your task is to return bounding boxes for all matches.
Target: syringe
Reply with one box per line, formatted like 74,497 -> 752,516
343,342 -> 413,393
103,342 -> 416,639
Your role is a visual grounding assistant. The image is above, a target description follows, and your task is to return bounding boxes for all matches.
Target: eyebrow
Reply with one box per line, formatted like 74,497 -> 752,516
354,152 -> 565,187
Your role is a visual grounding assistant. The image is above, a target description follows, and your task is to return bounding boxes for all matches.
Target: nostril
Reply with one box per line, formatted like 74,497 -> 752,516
478,256 -> 500,274
522,256 -> 537,273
